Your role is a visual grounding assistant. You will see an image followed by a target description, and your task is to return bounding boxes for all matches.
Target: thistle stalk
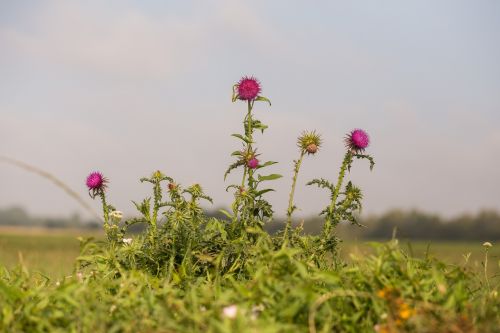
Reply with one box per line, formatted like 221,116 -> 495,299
150,179 -> 161,241
241,101 -> 253,187
324,151 -> 352,237
100,192 -> 109,227
283,150 -> 305,244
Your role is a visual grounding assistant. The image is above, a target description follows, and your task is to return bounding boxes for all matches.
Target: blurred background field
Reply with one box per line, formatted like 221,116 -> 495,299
0,227 -> 102,277
1,225 -> 498,278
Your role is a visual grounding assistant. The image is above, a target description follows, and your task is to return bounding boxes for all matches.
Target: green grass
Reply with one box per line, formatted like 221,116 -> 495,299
0,228 -> 102,277
1,235 -> 498,333
342,240 -> 500,276
1,227 -> 498,278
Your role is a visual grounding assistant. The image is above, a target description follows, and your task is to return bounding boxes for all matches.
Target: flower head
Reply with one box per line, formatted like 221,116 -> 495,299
86,171 -> 107,198
109,210 -> 123,222
345,129 -> 370,153
247,157 -> 259,169
298,130 -> 322,155
236,76 -> 261,101
222,305 -> 238,319
483,242 -> 493,248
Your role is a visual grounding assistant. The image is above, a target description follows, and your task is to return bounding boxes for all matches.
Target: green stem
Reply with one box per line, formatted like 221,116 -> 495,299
283,150 -> 305,245
485,249 -> 491,291
241,101 -> 254,188
151,180 -> 161,238
238,101 -> 255,230
100,192 -> 111,240
323,151 -> 352,236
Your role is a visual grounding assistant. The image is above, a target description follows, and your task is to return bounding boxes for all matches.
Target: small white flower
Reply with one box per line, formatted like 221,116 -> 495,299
222,305 -> 238,319
55,281 -> 60,287
109,304 -> 117,313
483,242 -> 493,248
250,304 -> 265,320
122,238 -> 133,245
76,272 -> 83,282
110,210 -> 123,222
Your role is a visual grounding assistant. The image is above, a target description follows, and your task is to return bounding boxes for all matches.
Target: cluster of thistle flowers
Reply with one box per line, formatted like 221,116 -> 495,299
86,76 -> 373,248
230,76 -> 373,247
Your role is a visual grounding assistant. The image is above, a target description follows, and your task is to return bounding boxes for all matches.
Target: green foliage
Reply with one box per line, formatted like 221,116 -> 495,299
1,240 -> 498,332
2,79 -> 497,332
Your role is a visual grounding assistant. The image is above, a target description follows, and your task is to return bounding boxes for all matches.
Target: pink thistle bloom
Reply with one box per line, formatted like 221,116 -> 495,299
237,76 -> 261,101
86,171 -> 107,197
345,129 -> 370,153
247,157 -> 259,169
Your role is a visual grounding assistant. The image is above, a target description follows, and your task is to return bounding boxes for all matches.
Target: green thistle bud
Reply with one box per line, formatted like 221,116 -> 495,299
297,130 -> 322,155
152,170 -> 164,180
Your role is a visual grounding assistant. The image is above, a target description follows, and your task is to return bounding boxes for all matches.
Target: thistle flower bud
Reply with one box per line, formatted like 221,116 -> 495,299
236,76 -> 261,101
188,183 -> 203,196
86,171 -> 108,198
152,170 -> 164,180
306,144 -> 318,154
247,157 -> 259,169
298,131 -> 322,155
168,182 -> 177,191
345,129 -> 370,153
109,210 -> 123,222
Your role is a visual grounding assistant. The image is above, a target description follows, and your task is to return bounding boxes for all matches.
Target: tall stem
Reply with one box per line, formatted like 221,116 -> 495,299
151,180 -> 161,238
484,248 -> 491,291
323,151 -> 352,236
100,192 -> 110,240
240,101 -> 253,188
283,150 -> 305,244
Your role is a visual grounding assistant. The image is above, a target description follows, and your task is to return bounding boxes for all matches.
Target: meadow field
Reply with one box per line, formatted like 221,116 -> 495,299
1,77 -> 499,332
1,226 -> 498,278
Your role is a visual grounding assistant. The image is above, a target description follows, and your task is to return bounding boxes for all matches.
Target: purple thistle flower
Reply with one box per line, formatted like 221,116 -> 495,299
237,76 -> 261,101
247,157 -> 259,169
345,129 -> 370,153
86,171 -> 107,198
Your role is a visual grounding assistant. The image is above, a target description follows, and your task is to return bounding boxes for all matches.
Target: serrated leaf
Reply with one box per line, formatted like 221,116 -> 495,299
255,95 -> 272,106
231,133 -> 252,144
257,174 -> 283,182
231,84 -> 239,102
257,161 -> 278,169
218,209 -> 233,219
224,160 -> 245,180
255,188 -> 275,197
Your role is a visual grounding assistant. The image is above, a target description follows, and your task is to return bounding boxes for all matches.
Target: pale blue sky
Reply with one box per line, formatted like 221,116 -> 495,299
1,0 -> 499,219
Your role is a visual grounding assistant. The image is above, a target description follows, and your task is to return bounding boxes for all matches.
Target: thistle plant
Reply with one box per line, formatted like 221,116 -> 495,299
12,77 -> 500,333
283,131 -> 322,245
83,77 -> 376,278
308,129 -> 375,254
86,171 -> 117,241
224,76 -> 281,233
134,170 -> 173,245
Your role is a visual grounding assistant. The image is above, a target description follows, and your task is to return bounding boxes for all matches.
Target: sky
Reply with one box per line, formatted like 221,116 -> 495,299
1,0 -> 499,220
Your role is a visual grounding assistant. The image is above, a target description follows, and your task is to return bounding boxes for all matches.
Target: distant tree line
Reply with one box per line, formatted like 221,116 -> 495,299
266,209 -> 500,241
0,206 -> 99,229
1,206 -> 499,241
